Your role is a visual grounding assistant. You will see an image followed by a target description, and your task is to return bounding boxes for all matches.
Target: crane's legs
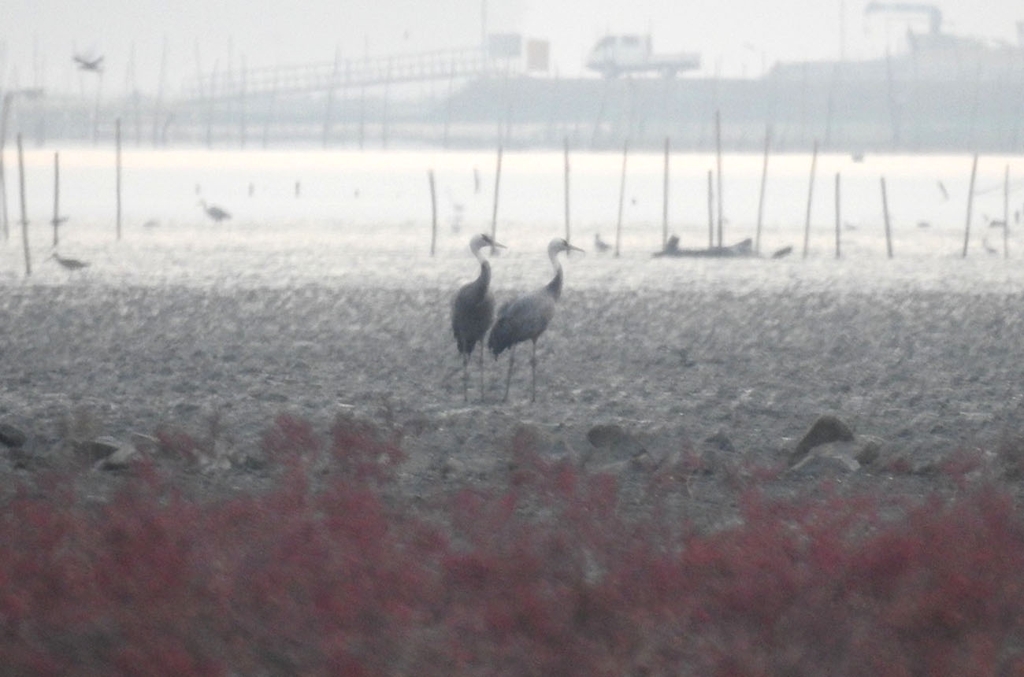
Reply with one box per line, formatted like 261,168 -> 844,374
478,347 -> 486,402
502,346 -> 516,403
462,353 -> 470,402
530,340 -> 538,403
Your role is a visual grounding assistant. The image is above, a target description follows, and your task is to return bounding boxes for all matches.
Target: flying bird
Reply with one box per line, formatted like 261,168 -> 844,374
199,199 -> 231,223
452,233 -> 504,401
73,54 -> 104,72
488,237 -> 584,403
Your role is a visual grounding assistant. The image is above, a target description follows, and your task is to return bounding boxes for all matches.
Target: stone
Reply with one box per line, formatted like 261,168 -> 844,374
81,436 -> 123,461
93,441 -> 139,471
585,424 -> 647,467
789,415 -> 855,465
0,423 -> 28,448
789,441 -> 862,475
703,430 -> 735,452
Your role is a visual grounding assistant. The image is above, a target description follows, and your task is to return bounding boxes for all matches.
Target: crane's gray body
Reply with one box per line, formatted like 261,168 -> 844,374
451,259 -> 495,358
487,238 -> 581,402
451,234 -> 502,401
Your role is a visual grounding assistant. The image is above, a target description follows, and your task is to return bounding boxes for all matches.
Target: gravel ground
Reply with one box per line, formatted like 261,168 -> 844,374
2,281 -> 1023,517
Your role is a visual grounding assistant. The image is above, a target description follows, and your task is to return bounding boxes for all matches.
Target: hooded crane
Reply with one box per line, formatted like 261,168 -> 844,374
488,237 -> 583,402
451,233 -> 504,401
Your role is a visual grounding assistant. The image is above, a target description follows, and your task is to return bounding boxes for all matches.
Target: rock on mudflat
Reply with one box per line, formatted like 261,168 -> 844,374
585,424 -> 647,468
0,423 -> 28,448
789,414 -> 855,466
91,437 -> 140,471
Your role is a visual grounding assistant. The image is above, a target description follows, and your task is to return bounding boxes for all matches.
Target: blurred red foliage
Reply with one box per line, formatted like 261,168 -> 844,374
2,416 -> 1024,675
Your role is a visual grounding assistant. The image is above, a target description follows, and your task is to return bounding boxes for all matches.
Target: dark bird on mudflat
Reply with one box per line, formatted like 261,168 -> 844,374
199,199 -> 231,223
452,233 -> 504,402
488,237 -> 584,403
593,232 -> 612,253
49,252 -> 89,272
73,54 -> 104,72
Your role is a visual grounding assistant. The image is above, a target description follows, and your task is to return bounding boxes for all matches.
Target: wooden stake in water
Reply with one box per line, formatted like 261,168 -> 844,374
662,136 -> 670,249
564,136 -> 571,242
802,140 -> 819,258
715,109 -> 723,248
615,138 -> 628,257
962,152 -> 978,258
116,118 -> 122,240
881,176 -> 893,258
755,125 -> 771,255
834,172 -> 841,259
490,145 -> 503,246
52,152 -> 61,246
429,169 -> 437,256
16,134 -> 30,276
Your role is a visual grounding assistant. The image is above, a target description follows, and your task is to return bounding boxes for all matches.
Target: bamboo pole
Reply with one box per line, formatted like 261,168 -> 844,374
662,136 -> 669,249
442,56 -> 455,148
706,169 -> 714,248
429,169 -> 437,256
116,118 -> 122,240
715,109 -> 723,247
92,72 -> 103,146
834,172 -> 841,259
1003,165 -> 1009,259
152,36 -> 167,147
755,125 -> 771,255
205,61 -> 218,149
322,46 -> 340,149
239,56 -> 247,149
802,140 -> 819,258
881,176 -> 893,258
615,138 -> 628,257
262,66 -> 279,149
962,152 -> 978,258
490,145 -> 503,246
52,152 -> 60,247
16,134 -> 30,276
381,58 -> 392,149
564,136 -> 571,243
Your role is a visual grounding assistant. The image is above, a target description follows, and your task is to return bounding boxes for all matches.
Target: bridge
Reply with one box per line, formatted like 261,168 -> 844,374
183,46 -> 514,102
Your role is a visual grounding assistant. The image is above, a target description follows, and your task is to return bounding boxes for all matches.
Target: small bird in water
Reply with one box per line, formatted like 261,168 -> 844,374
49,252 -> 90,273
488,238 -> 584,403
452,234 -> 504,402
593,233 -> 612,253
199,199 -> 231,223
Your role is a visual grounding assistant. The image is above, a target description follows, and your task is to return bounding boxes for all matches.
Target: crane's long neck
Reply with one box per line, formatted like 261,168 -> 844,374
478,258 -> 491,291
545,254 -> 564,300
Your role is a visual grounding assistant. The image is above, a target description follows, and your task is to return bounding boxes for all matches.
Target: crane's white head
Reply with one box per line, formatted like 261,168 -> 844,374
470,233 -> 505,255
547,238 -> 585,259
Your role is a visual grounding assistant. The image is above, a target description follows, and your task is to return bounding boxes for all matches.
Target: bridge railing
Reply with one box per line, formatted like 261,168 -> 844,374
183,46 -> 513,101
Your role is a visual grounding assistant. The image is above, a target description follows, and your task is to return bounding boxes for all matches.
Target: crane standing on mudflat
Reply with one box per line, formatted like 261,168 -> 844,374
488,238 -> 584,403
451,233 -> 504,402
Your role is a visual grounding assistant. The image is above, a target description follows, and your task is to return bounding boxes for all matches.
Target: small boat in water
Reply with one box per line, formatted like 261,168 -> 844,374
653,235 -> 754,258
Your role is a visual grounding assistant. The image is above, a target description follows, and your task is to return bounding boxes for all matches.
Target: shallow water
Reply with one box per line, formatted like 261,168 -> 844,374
2,146 -> 1023,294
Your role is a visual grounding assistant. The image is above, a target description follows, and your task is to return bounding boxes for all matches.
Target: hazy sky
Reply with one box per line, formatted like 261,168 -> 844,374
3,0 -> 1022,94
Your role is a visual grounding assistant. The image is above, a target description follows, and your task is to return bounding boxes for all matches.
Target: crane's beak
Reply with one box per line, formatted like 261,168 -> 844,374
491,239 -> 507,249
